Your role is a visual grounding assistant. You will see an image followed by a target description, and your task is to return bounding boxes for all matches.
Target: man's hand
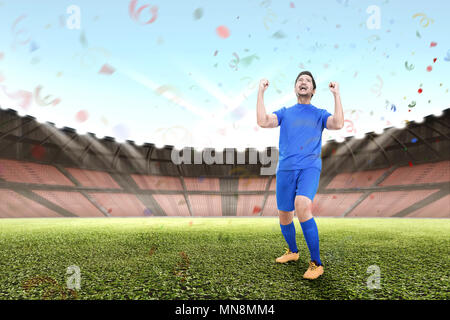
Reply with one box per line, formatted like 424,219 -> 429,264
259,79 -> 269,93
329,81 -> 340,95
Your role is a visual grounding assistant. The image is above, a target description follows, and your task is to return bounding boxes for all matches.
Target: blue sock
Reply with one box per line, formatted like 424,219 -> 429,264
280,222 -> 298,253
300,218 -> 322,265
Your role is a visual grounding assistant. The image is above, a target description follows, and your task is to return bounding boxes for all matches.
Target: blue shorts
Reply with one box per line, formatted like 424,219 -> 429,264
275,167 -> 321,212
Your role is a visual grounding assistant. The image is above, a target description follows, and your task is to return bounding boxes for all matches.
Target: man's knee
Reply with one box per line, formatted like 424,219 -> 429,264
295,196 -> 312,212
278,210 -> 294,224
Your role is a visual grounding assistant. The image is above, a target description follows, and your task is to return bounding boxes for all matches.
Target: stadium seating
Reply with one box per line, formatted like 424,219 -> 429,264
0,158 -> 448,218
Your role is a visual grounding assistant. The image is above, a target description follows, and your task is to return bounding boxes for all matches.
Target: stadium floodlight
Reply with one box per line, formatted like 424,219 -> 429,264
432,109 -> 443,117
355,131 -> 366,139
154,142 -> 165,149
75,127 -> 88,136
374,126 -> 384,134
413,115 -> 425,124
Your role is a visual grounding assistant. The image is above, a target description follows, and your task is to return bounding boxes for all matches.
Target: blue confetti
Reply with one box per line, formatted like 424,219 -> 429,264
411,138 -> 417,143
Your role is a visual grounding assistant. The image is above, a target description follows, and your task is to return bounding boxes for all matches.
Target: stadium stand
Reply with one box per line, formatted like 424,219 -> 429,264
0,107 -> 448,218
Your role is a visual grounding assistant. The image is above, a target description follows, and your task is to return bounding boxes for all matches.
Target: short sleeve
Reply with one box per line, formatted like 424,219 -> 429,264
272,107 -> 286,126
321,109 -> 332,130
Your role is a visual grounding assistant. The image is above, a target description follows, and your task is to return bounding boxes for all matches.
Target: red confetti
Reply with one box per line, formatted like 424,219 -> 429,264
75,110 -> 89,123
430,42 -> 437,47
99,64 -> 115,75
129,0 -> 158,25
370,195 -> 375,199
252,206 -> 262,214
216,25 -> 230,39
332,195 -> 337,199
31,145 -> 45,160
107,208 -> 113,213
418,88 -> 423,94
427,66 -> 432,72
433,58 -> 437,63
408,161 -> 413,167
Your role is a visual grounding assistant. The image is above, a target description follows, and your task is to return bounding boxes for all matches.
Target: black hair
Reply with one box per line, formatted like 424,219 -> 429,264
295,71 -> 316,98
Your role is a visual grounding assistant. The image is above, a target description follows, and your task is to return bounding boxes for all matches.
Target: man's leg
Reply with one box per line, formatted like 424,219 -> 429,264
295,195 -> 321,264
295,168 -> 324,279
275,171 -> 299,263
278,210 -> 298,253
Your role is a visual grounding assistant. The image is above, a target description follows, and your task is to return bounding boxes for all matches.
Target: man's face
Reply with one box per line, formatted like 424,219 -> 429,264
295,75 -> 316,99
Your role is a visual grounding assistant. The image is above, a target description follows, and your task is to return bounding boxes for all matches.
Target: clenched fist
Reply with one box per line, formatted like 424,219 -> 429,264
259,79 -> 269,92
329,81 -> 340,95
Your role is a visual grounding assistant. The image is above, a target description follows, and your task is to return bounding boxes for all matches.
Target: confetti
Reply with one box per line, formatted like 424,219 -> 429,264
80,31 -> 88,48
240,54 -> 259,67
370,75 -> 383,97
430,42 -> 437,48
408,101 -> 416,108
107,208 -> 112,213
408,161 -> 413,167
216,25 -> 230,38
416,30 -> 421,38
0,85 -> 32,109
263,9 -> 277,30
426,66 -> 432,72
75,110 -> 89,123
34,85 -> 61,106
404,61 -> 414,71
149,245 -> 157,256
229,52 -> 239,70
412,13 -> 434,28
252,206 -> 262,215
390,104 -> 396,112
193,8 -> 203,20
31,144 -> 45,160
271,30 -> 286,39
290,2 -> 295,8
99,63 -> 115,75
129,0 -> 158,25
418,88 -> 423,94
444,50 -> 450,62
29,41 -> 39,52
411,138 -> 417,143
11,15 -> 31,50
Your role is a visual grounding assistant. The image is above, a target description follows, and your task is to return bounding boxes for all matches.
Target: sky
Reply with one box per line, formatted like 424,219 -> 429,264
0,0 -> 449,150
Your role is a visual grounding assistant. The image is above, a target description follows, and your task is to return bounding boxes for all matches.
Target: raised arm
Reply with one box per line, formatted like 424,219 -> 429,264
256,79 -> 279,128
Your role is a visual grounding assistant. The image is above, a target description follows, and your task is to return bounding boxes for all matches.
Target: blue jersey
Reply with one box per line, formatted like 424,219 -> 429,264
273,103 -> 331,172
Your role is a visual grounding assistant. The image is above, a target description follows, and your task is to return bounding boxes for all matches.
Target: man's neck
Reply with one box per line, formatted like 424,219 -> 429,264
297,97 -> 311,105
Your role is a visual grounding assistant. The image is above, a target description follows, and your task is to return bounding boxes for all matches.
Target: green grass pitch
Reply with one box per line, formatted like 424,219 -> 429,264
0,217 -> 448,300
